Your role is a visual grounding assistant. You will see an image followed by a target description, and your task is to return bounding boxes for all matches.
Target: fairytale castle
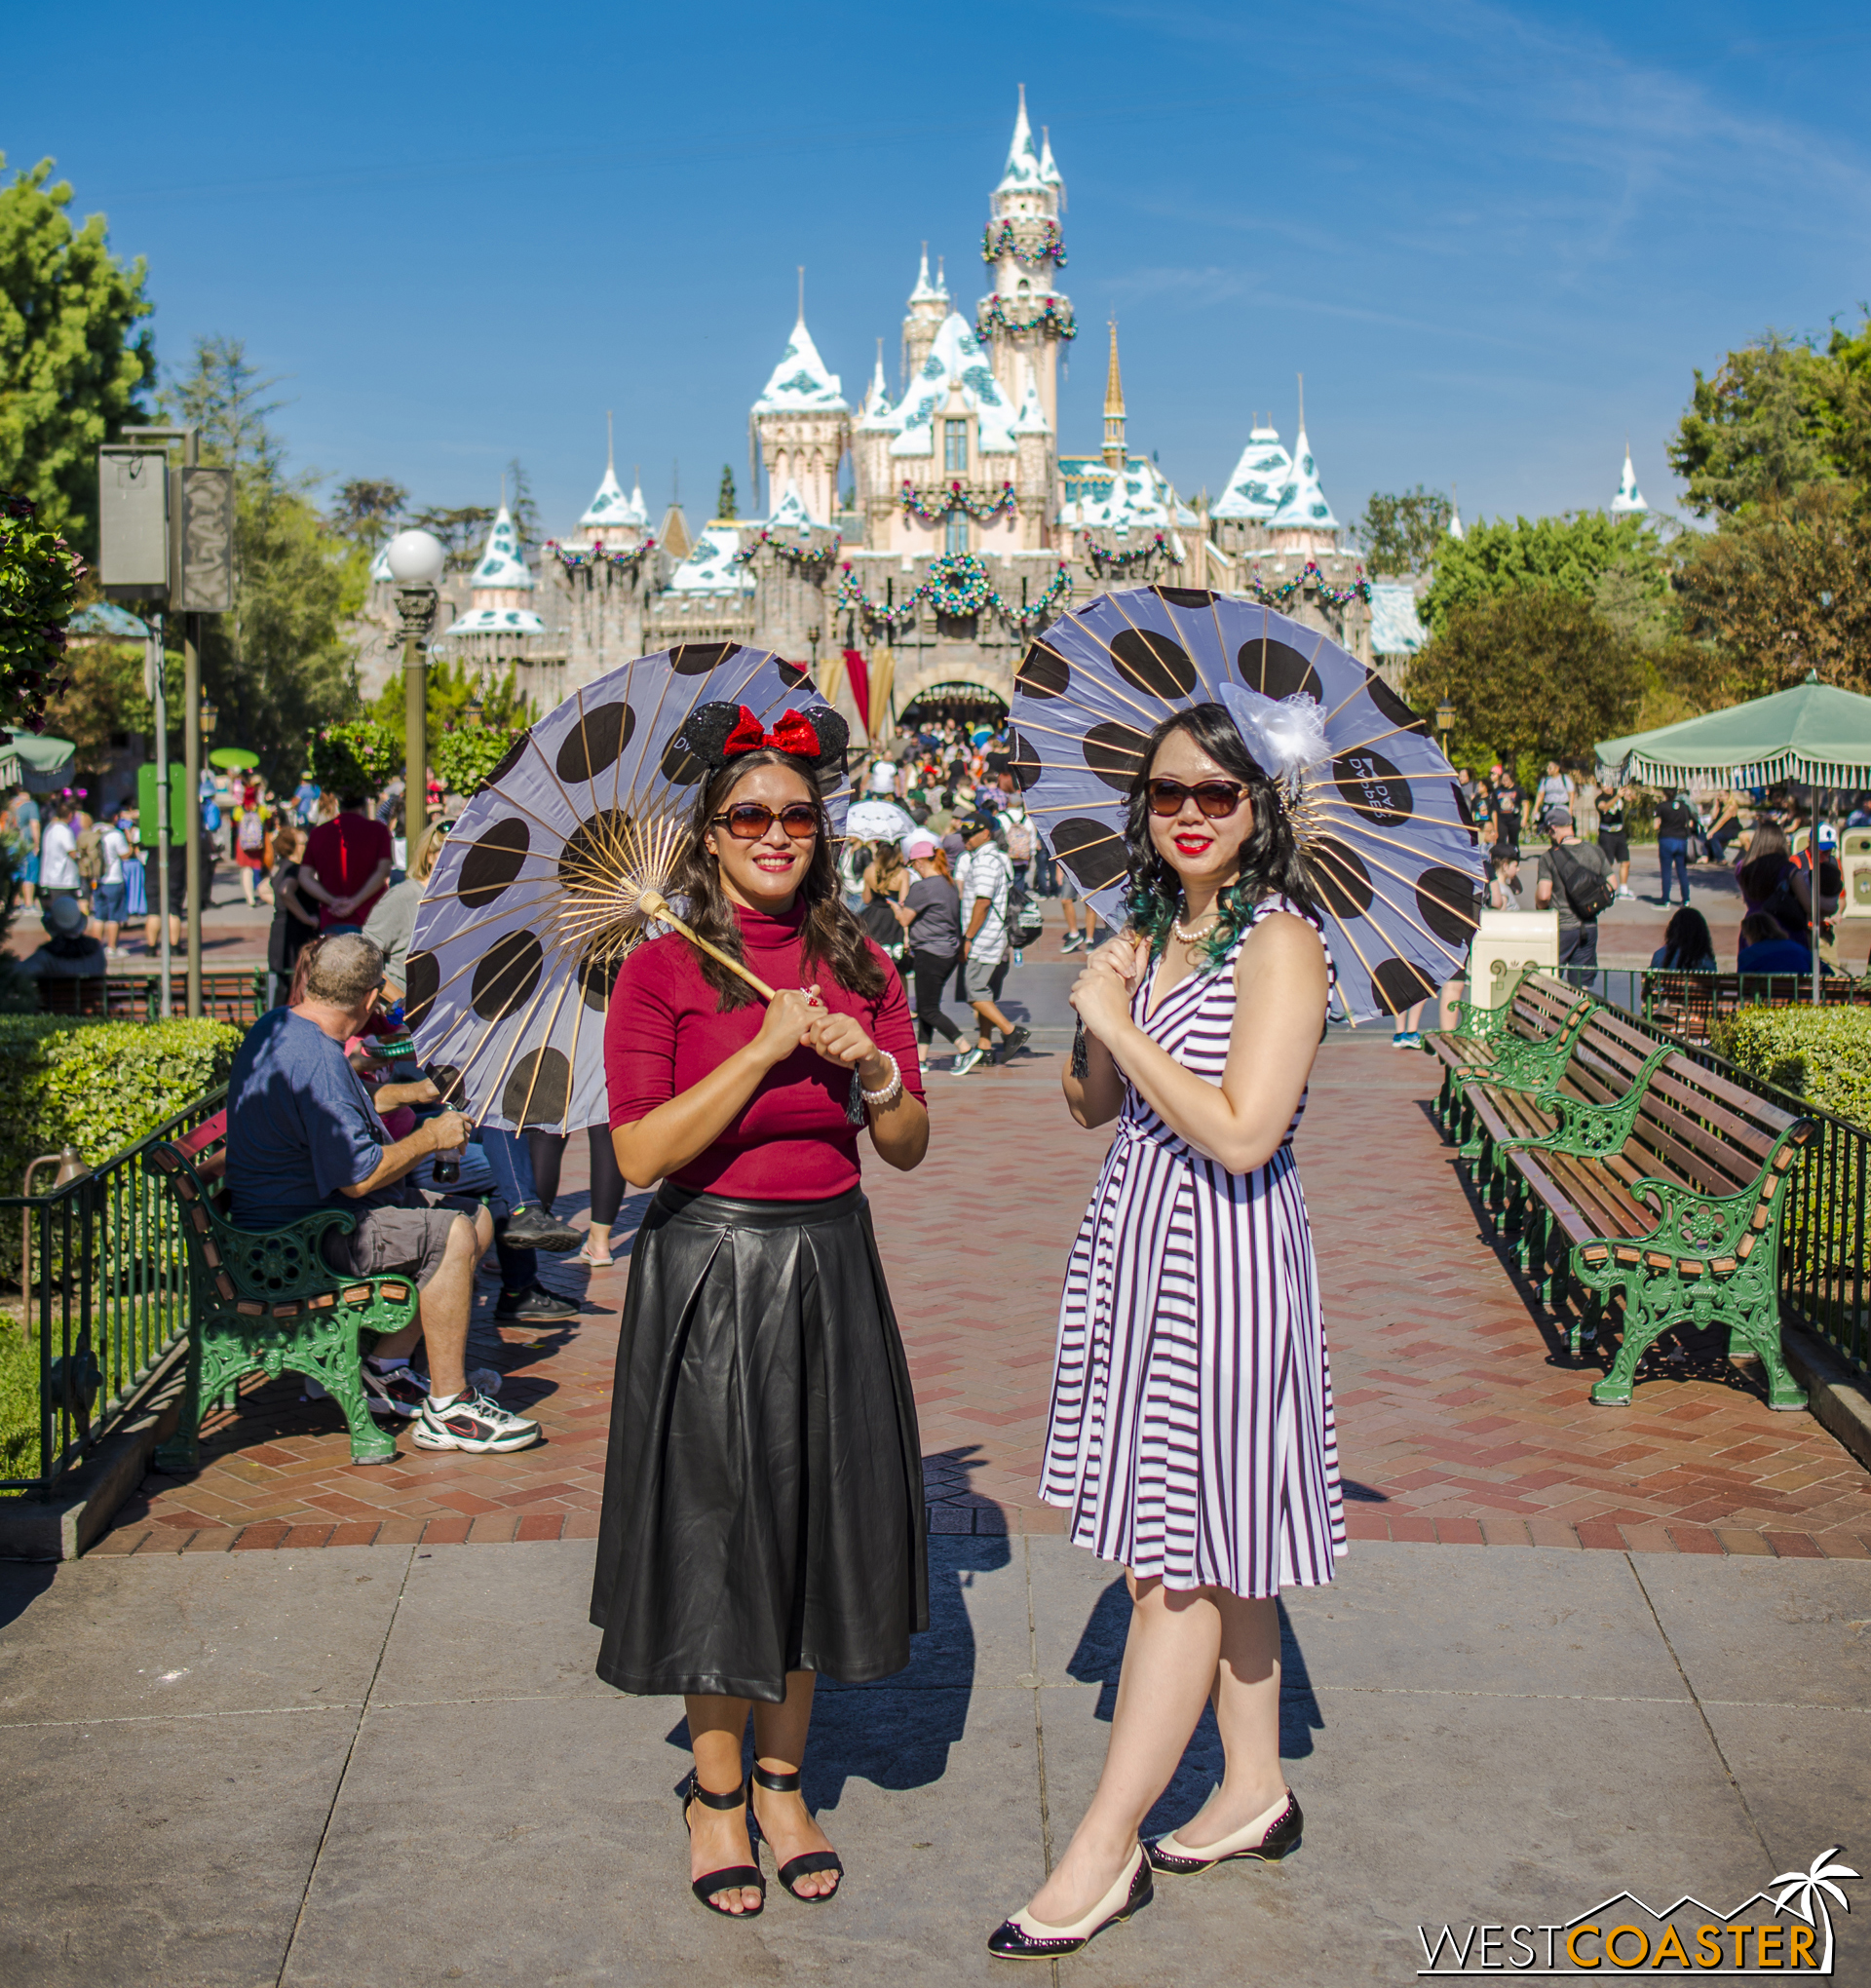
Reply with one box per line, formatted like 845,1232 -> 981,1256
362,90 -> 1383,735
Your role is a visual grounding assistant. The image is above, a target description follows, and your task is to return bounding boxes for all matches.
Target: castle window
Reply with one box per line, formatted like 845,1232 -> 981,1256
945,512 -> 969,554
944,418 -> 969,475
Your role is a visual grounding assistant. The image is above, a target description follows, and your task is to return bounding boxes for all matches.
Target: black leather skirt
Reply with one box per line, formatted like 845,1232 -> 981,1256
590,1182 -> 928,1702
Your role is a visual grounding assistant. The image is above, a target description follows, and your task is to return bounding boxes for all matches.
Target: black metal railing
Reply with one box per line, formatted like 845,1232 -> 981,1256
0,1085 -> 228,1494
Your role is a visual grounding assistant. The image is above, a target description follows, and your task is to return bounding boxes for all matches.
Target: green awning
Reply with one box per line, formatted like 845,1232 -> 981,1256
0,733 -> 77,793
1596,675 -> 1871,787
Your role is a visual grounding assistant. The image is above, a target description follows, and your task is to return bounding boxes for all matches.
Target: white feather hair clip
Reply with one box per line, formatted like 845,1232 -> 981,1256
1217,681 -> 1331,790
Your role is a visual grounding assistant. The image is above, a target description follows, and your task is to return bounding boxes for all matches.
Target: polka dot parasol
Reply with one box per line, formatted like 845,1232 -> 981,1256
1010,586 -> 1487,1024
405,642 -> 842,1132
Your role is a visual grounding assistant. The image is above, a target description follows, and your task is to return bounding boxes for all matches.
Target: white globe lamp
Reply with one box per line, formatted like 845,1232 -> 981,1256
385,528 -> 448,588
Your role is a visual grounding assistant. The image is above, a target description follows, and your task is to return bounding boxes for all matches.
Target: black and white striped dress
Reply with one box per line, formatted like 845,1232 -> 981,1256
1040,896 -> 1346,1597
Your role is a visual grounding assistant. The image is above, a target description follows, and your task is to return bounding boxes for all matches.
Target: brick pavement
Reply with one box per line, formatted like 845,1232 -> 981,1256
99,1036 -> 1871,1560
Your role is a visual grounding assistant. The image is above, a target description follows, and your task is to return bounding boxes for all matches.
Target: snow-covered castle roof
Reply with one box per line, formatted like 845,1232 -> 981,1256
470,505 -> 534,592
996,84 -> 1045,195
752,316 -> 847,414
1012,358 -> 1050,437
1212,424 -> 1293,521
907,247 -> 947,306
580,463 -> 648,532
888,312 -> 1018,458
1610,446 -> 1647,515
1059,455 -> 1193,539
1265,426 -> 1340,534
665,523 -> 757,597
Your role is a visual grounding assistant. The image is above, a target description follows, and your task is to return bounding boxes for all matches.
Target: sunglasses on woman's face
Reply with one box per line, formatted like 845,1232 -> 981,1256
712,801 -> 821,841
1146,778 -> 1246,820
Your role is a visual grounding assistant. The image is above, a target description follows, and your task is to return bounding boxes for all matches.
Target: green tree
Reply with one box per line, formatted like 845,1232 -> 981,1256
327,478 -> 406,551
409,504 -> 495,571
0,157 -> 156,558
1351,485 -> 1451,575
367,656 -> 532,742
0,492 -> 88,734
1667,325 -> 1871,518
717,465 -> 738,520
1407,588 -> 1645,780
1673,480 -> 1871,698
162,337 -> 357,784
1421,510 -> 1670,639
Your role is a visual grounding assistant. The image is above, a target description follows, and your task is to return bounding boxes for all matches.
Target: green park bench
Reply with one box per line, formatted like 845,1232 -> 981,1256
1421,971 -> 1595,1140
149,1110 -> 410,1469
1483,1041 -> 1813,1409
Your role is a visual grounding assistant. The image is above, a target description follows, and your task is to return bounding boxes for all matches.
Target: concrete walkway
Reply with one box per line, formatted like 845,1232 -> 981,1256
3,1536 -> 1865,1985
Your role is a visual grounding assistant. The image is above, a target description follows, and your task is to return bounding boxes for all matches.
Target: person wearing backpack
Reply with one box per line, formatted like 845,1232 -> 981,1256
1534,808 -> 1614,978
235,784 -> 270,908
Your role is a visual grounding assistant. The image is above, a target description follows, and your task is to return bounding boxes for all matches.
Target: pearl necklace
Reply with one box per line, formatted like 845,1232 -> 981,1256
1172,907 -> 1221,944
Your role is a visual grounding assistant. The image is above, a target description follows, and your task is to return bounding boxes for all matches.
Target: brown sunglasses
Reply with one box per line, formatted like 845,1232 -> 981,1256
711,801 -> 821,840
1146,778 -> 1246,820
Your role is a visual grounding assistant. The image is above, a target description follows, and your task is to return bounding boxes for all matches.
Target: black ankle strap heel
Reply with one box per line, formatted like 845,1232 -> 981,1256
680,1772 -> 765,1917
749,1765 -> 844,1902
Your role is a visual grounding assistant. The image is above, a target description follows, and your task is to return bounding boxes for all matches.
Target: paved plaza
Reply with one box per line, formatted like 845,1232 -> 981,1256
5,919 -> 1870,1983
103,1015 -> 1871,1558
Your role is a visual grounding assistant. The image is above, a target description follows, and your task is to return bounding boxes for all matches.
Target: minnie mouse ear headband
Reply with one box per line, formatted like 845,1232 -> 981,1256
676,701 -> 850,778
1216,682 -> 1330,797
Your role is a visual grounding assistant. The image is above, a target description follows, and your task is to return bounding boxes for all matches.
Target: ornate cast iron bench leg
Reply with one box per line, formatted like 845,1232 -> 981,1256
1571,1128 -> 1813,1408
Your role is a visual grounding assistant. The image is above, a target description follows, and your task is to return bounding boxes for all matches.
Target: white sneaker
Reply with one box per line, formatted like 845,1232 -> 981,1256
411,1390 -> 540,1453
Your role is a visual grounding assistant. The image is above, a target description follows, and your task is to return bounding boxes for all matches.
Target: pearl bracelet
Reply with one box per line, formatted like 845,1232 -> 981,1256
859,1051 -> 903,1110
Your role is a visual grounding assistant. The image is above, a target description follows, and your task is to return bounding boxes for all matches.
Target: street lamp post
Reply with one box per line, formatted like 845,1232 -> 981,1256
200,698 -> 218,743
384,531 -> 448,853
1435,696 -> 1456,747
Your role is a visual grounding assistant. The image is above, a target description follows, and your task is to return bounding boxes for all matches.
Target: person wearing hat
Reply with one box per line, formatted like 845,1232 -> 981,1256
896,831 -> 972,1072
1533,808 -> 1613,975
955,813 -> 1029,1067
19,890 -> 107,981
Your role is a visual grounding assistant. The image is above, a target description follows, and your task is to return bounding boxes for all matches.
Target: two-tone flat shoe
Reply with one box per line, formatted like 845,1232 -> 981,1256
987,1842 -> 1152,1960
1146,1790 -> 1302,1874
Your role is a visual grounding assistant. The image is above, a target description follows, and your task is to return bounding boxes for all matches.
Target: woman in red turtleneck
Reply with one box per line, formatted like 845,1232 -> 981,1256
591,699 -> 930,1921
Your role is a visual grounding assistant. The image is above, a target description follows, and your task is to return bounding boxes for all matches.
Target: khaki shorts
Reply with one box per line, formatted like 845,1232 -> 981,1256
963,950 -> 1009,1003
320,1191 -> 480,1287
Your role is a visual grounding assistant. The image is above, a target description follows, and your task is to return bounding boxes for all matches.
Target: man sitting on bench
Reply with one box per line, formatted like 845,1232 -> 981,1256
224,933 -> 542,1455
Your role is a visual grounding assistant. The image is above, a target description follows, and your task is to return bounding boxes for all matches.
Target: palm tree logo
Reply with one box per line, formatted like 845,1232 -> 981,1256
1772,1847 -> 1858,1972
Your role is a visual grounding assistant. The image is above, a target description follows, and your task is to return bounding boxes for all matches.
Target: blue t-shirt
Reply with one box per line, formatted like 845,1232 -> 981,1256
1737,940 -> 1816,976
226,1009 -> 399,1228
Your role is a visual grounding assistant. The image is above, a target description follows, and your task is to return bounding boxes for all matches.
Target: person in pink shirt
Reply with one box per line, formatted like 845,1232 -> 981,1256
592,699 -> 929,1921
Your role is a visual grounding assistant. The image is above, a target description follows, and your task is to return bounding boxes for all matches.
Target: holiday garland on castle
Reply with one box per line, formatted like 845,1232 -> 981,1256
1082,530 -> 1183,578
975,294 -> 1077,341
980,218 -> 1066,268
1242,559 -> 1373,610
837,555 -> 1072,636
899,479 -> 1016,525
543,535 -> 658,574
732,523 -> 842,575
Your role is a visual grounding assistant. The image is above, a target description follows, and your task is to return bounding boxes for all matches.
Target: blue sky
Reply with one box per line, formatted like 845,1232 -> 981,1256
7,1 -> 1870,543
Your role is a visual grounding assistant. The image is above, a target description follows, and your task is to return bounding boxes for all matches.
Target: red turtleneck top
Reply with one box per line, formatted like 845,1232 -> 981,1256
605,899 -> 925,1201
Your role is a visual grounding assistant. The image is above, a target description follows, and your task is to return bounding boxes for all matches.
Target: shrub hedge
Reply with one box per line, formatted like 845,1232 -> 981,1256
1710,1006 -> 1871,1130
0,1016 -> 242,1235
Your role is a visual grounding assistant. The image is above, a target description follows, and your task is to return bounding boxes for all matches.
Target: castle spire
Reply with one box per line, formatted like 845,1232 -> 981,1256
1610,442 -> 1648,515
1102,321 -> 1126,469
997,82 -> 1044,193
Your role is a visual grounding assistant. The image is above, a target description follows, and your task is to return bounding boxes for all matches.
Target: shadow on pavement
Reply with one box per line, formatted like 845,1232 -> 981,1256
0,1559 -> 57,1630
1064,1578 -> 1326,1834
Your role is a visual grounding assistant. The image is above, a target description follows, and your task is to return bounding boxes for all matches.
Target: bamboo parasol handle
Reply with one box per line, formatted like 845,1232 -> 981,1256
636,888 -> 777,1002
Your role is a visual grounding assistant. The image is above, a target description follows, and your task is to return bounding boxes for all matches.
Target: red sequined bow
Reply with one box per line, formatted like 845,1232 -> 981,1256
722,705 -> 821,759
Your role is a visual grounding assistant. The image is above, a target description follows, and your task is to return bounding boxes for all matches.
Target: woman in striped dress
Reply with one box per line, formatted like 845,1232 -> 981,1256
989,700 -> 1344,1962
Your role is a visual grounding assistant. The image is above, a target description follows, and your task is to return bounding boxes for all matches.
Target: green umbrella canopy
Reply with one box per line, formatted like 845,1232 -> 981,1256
1597,674 -> 1871,788
0,733 -> 77,793
209,747 -> 260,771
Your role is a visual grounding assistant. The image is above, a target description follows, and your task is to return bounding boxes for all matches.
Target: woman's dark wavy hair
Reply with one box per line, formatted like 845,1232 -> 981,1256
666,707 -> 882,1011
1124,702 -> 1317,971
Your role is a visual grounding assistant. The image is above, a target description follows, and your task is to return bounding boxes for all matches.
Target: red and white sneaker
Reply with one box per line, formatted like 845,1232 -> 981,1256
411,1390 -> 541,1453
